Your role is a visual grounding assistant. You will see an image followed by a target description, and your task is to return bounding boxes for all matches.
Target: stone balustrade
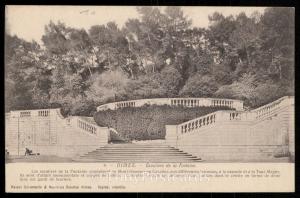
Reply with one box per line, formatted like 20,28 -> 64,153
10,109 -> 54,118
251,96 -> 294,120
176,110 -> 246,137
97,97 -> 244,111
178,112 -> 217,135
75,117 -> 99,136
165,96 -> 295,161
172,96 -> 294,138
5,108 -> 109,157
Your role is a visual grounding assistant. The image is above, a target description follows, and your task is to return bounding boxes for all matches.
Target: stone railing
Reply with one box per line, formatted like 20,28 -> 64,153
9,108 -> 57,118
66,116 -> 106,138
176,110 -> 247,138
97,97 -> 244,111
172,96 -> 294,138
5,108 -> 110,157
76,117 -> 98,136
250,96 -> 294,120
165,96 -> 295,160
178,112 -> 217,136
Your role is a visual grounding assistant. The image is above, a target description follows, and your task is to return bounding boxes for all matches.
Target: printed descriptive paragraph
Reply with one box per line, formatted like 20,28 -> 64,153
6,163 -> 294,192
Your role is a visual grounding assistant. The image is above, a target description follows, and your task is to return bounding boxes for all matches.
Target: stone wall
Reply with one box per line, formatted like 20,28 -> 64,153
165,96 -> 294,161
5,109 -> 109,158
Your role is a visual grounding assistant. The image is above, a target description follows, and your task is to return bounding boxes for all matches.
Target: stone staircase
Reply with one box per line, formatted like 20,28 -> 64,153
74,143 -> 203,163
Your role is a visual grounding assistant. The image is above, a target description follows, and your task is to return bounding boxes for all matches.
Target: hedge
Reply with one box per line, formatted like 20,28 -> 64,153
94,105 -> 232,141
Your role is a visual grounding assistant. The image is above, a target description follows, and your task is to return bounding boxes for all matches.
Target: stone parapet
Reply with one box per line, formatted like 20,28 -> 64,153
5,108 -> 109,157
165,96 -> 295,161
97,97 -> 244,111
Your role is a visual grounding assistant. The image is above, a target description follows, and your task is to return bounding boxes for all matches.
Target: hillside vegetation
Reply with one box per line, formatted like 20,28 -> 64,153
5,7 -> 294,115
94,105 -> 232,140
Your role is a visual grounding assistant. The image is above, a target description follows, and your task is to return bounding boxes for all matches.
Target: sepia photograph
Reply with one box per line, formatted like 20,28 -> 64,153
4,5 -> 295,192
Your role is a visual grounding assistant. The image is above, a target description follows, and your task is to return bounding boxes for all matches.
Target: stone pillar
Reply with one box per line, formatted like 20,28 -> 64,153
165,125 -> 178,148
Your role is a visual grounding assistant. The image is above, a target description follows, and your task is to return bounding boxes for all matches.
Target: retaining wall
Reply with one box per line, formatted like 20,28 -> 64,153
165,96 -> 294,161
5,109 -> 109,158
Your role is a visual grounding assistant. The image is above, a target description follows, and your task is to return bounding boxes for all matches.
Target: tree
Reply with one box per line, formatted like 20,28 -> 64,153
158,66 -> 183,97
260,8 -> 294,83
180,74 -> 218,97
5,7 -> 294,114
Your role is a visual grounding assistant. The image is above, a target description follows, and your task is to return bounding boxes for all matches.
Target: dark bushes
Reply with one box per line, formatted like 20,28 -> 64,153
94,105 -> 232,140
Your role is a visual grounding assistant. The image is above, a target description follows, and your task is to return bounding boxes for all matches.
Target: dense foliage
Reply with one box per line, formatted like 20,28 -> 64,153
5,7 -> 294,114
95,105 -> 232,140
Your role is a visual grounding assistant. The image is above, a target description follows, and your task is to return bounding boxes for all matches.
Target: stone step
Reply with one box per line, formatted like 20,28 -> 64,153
84,153 -> 191,157
83,151 -> 195,156
78,155 -> 202,159
88,150 -> 186,153
84,150 -> 190,154
82,154 -> 195,159
76,143 -> 202,163
97,147 -> 178,150
75,158 -> 203,163
105,145 -> 169,148
80,157 -> 199,161
93,149 -> 183,152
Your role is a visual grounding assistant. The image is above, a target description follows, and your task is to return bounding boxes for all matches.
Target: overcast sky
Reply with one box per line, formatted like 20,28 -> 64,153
6,6 -> 266,44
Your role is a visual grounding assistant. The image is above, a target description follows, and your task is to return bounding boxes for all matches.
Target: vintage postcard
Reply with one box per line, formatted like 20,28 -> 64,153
5,5 -> 295,192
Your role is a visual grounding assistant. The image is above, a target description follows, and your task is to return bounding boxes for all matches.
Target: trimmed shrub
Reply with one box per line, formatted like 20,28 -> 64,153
94,105 -> 232,140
